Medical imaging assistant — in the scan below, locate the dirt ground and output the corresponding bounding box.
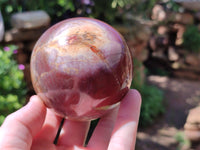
[135,75,200,150]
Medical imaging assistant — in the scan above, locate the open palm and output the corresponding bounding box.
[0,89,141,150]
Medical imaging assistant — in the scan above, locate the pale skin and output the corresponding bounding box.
[0,89,141,150]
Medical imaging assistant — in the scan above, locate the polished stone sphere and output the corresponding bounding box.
[30,17,133,121]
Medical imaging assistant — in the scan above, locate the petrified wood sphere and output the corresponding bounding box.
[30,17,133,121]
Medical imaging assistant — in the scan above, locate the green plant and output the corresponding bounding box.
[22,0,76,22]
[0,0,158,30]
[132,58,146,89]
[175,131,191,150]
[0,45,27,125]
[131,59,165,127]
[166,0,182,12]
[183,25,200,53]
[138,84,164,126]
[149,68,170,76]
[92,0,158,24]
[0,0,77,29]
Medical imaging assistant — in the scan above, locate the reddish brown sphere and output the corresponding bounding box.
[30,17,133,121]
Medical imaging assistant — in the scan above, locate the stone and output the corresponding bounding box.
[173,70,200,80]
[185,107,200,124]
[171,62,181,69]
[11,10,50,29]
[152,48,167,60]
[184,122,200,131]
[115,23,151,60]
[151,4,166,22]
[175,1,200,11]
[116,23,151,42]
[185,54,200,66]
[157,25,169,35]
[168,12,194,25]
[135,26,151,42]
[149,35,157,51]
[168,46,179,61]
[4,27,47,42]
[173,24,185,46]
[184,130,200,142]
[0,10,4,42]
[184,106,200,141]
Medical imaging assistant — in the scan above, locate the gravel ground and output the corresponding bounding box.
[135,76,200,150]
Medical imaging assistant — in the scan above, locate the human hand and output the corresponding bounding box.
[0,89,141,150]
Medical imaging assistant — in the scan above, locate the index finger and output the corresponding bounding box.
[108,89,141,150]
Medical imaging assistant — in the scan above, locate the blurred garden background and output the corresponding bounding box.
[0,0,200,149]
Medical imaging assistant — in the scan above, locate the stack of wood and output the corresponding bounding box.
[145,3,200,80]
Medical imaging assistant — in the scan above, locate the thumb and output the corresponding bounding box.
[0,95,46,150]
